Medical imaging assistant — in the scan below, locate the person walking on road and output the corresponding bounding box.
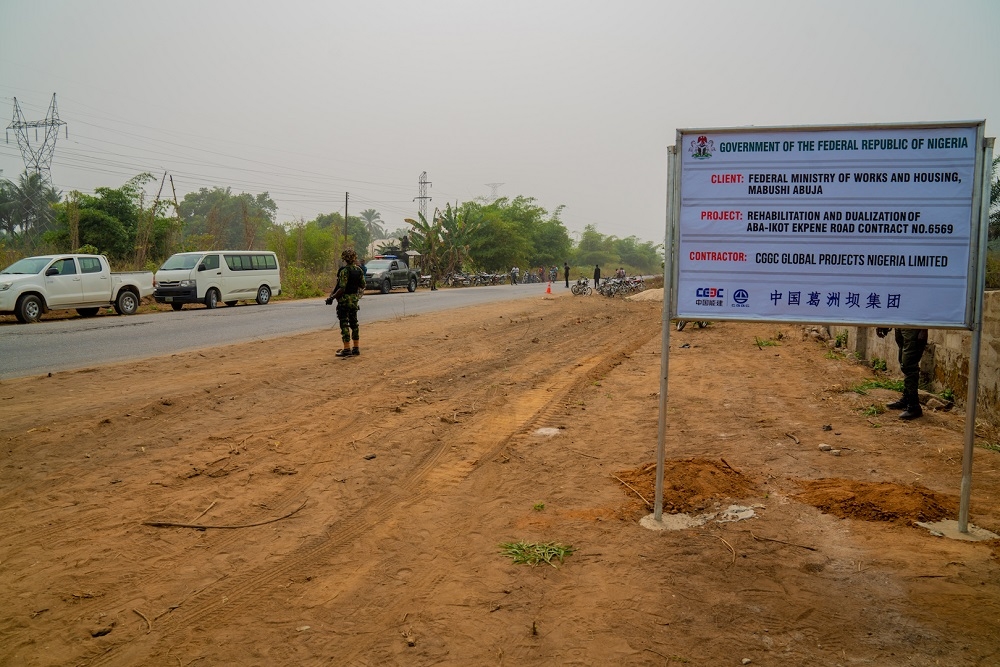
[876,327,928,420]
[564,262,570,289]
[326,248,366,358]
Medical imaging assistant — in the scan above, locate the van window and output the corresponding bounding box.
[202,254,219,270]
[79,257,103,274]
[223,253,276,271]
[160,254,201,270]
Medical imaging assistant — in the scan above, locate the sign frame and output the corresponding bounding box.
[667,120,989,331]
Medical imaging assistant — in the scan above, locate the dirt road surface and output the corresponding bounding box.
[2,293,998,666]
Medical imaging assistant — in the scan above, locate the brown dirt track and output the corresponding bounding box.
[1,292,999,666]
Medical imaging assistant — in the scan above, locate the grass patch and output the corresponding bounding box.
[976,441,1000,453]
[754,336,779,348]
[861,404,886,417]
[499,540,574,567]
[532,502,545,511]
[871,357,887,372]
[834,331,848,348]
[851,378,904,395]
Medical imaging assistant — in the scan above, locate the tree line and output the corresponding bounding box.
[0,170,666,283]
[4,163,996,287]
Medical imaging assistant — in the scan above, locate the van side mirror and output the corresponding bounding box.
[45,267,59,276]
[197,264,206,272]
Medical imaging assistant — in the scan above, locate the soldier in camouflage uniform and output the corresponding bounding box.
[326,248,366,357]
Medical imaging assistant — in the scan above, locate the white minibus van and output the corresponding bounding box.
[154,251,282,310]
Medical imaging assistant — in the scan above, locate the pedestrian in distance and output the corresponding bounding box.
[593,264,601,291]
[564,262,570,288]
[511,266,519,285]
[876,327,928,420]
[326,248,366,358]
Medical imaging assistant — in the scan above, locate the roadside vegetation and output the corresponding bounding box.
[0,171,664,295]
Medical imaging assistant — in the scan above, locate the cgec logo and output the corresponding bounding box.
[695,287,724,298]
[733,289,749,304]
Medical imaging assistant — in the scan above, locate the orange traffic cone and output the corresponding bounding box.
[546,282,552,294]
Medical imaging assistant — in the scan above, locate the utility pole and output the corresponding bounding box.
[344,192,349,245]
[414,171,432,221]
[6,94,68,181]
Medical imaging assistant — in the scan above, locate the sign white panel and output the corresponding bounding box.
[675,124,982,327]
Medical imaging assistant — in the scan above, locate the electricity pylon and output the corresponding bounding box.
[6,94,68,181]
[415,171,432,220]
[485,182,504,203]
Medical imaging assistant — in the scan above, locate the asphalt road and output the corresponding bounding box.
[0,282,563,380]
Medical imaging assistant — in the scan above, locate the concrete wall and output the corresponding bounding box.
[831,290,1000,426]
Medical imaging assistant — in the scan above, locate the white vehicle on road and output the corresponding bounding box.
[0,254,154,323]
[153,251,281,310]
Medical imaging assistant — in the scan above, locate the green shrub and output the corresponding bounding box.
[987,250,1000,289]
[282,265,325,299]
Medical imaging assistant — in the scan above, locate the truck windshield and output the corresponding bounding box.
[365,260,393,271]
[159,254,203,271]
[1,257,54,274]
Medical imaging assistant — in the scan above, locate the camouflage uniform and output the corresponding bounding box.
[335,264,365,344]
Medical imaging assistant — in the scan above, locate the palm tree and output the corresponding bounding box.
[359,208,385,240]
[0,171,61,248]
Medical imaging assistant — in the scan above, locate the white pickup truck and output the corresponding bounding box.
[0,254,154,323]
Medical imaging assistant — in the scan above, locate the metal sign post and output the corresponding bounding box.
[651,121,993,533]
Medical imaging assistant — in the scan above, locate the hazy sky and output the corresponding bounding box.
[2,0,998,245]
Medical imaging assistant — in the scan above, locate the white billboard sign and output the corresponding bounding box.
[673,122,985,328]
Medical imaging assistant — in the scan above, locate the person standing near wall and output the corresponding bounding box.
[876,327,929,420]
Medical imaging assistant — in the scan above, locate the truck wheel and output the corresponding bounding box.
[380,279,391,294]
[204,288,219,309]
[114,289,139,315]
[171,303,184,311]
[15,294,43,323]
[407,276,417,292]
[255,285,271,305]
[77,307,100,318]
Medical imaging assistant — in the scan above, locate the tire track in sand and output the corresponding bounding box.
[86,323,658,666]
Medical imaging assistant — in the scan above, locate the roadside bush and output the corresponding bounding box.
[282,265,325,299]
[987,250,999,289]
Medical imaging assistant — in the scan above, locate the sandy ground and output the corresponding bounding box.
[1,291,999,666]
